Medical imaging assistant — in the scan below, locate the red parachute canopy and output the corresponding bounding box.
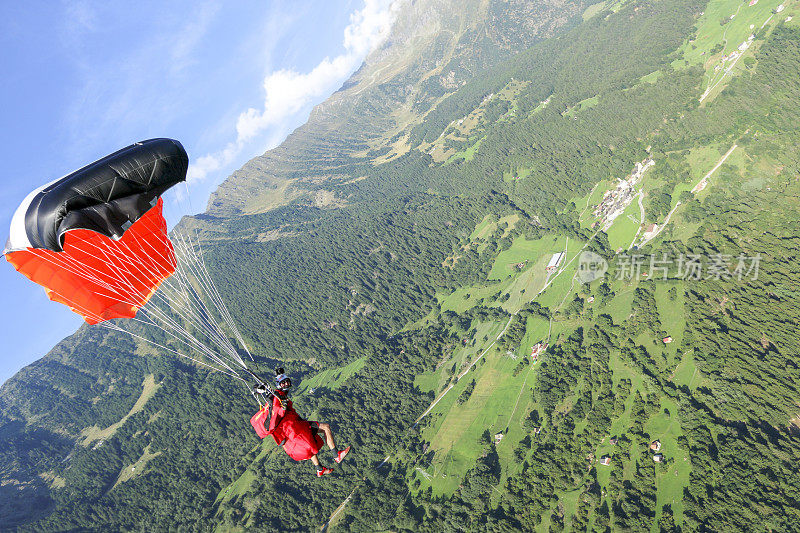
[6,199,174,324]
[4,139,188,324]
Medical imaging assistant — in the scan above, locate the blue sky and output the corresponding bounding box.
[0,0,400,384]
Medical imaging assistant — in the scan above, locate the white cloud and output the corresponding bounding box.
[187,142,238,183]
[188,0,402,184]
[234,54,352,142]
[344,0,400,56]
[235,0,400,143]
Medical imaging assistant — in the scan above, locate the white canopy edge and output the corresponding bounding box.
[5,176,62,253]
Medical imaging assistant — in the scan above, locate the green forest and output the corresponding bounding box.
[3,0,800,531]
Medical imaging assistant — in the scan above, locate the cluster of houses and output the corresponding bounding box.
[599,439,665,466]
[592,158,654,231]
[717,34,754,69]
[650,439,664,463]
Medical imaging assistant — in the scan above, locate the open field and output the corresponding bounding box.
[295,357,367,395]
[655,281,686,367]
[445,137,485,165]
[503,166,533,183]
[606,200,642,251]
[439,233,569,314]
[470,213,519,248]
[672,349,705,391]
[243,178,303,215]
[582,0,608,20]
[214,442,281,512]
[112,444,162,489]
[645,397,692,527]
[80,374,160,446]
[602,282,637,324]
[563,94,599,117]
[414,320,508,395]
[686,144,725,180]
[672,0,787,101]
[489,235,565,280]
[499,258,552,313]
[638,69,663,85]
[417,342,538,496]
[675,0,783,68]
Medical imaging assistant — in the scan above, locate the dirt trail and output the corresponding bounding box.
[640,143,737,247]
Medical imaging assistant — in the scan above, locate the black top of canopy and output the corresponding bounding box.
[23,138,188,251]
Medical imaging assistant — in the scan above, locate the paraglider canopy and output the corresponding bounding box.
[6,138,187,253]
[4,139,188,324]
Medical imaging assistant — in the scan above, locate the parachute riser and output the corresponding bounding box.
[245,368,275,407]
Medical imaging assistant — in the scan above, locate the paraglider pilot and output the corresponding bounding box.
[250,368,350,477]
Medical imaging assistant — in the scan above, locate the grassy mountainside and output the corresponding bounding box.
[4,0,800,531]
[0,0,586,530]
[204,0,587,217]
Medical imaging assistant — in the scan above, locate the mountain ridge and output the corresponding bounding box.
[206,0,587,216]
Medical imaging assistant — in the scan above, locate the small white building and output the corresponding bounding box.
[546,252,565,272]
